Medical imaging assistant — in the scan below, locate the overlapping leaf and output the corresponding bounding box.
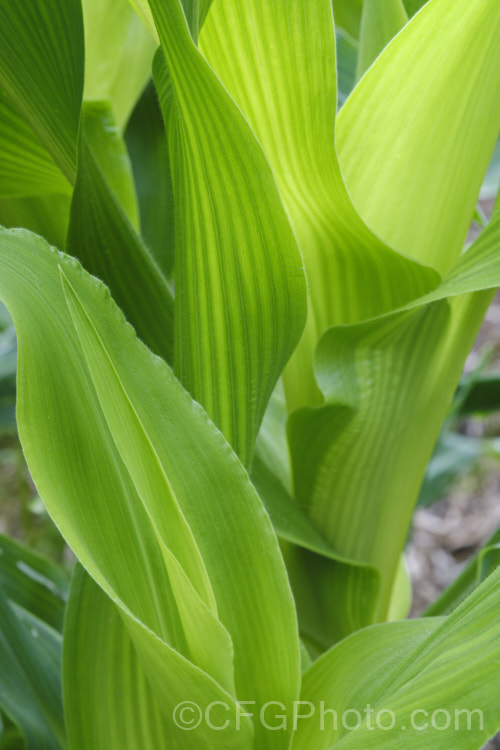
[0,227,300,749]
[356,0,408,79]
[200,0,439,412]
[149,0,308,464]
[201,0,500,641]
[64,566,173,750]
[290,207,500,618]
[292,567,500,749]
[0,584,64,749]
[337,0,500,273]
[82,0,156,130]
[0,535,67,632]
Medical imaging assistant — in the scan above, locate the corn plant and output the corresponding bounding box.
[1,0,500,747]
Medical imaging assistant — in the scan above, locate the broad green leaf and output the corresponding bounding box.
[0,90,70,199]
[200,0,439,412]
[0,228,300,750]
[128,0,158,41]
[0,194,70,250]
[0,586,64,750]
[66,102,174,364]
[289,209,500,619]
[125,83,175,278]
[1,228,235,698]
[0,0,84,183]
[292,618,439,750]
[293,569,500,749]
[356,0,408,80]
[61,268,236,695]
[82,0,156,130]
[65,567,253,750]
[0,534,67,632]
[337,0,500,273]
[63,566,176,750]
[150,0,308,464]
[252,397,380,647]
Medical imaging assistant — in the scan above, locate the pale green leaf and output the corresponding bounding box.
[78,102,139,228]
[289,209,500,620]
[64,566,180,750]
[0,227,300,749]
[151,0,308,463]
[356,0,408,80]
[82,0,156,130]
[200,0,438,411]
[337,0,500,273]
[293,568,500,749]
[252,400,380,647]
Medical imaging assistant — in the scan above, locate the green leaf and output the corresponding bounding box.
[0,586,64,750]
[200,0,439,412]
[151,0,308,464]
[252,407,380,647]
[65,107,130,208]
[0,90,70,199]
[78,102,139,228]
[356,0,408,80]
[0,227,301,750]
[0,534,67,632]
[289,208,500,621]
[0,194,71,250]
[292,569,500,749]
[82,0,156,131]
[0,0,84,183]
[337,0,500,273]
[66,101,174,364]
[63,566,181,750]
[125,82,175,278]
